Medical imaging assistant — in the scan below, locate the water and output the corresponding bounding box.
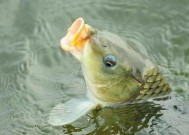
[0,0,189,134]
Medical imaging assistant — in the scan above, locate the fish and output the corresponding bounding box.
[48,18,171,126]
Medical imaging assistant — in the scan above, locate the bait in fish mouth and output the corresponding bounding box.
[48,18,171,126]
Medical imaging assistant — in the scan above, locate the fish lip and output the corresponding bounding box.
[60,18,96,60]
[60,18,85,51]
[69,18,85,36]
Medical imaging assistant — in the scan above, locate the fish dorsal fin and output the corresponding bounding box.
[48,98,96,126]
[136,66,171,100]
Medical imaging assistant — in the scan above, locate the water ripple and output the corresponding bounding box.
[0,0,189,134]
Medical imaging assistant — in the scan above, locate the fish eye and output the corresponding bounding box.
[103,54,116,67]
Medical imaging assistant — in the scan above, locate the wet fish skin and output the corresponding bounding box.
[48,18,172,126]
[81,31,172,104]
[60,18,172,104]
[135,66,171,100]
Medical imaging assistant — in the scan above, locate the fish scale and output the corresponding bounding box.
[136,66,171,100]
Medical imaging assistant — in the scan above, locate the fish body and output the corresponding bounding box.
[48,18,171,126]
[82,31,171,104]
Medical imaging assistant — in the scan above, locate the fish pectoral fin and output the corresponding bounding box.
[48,98,96,126]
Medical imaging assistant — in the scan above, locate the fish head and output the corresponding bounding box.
[61,18,142,103]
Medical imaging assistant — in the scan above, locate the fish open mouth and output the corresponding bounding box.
[60,18,94,51]
[60,18,95,60]
[69,18,85,38]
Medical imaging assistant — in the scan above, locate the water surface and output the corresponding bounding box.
[0,0,189,134]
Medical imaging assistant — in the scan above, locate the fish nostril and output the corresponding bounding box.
[102,42,109,48]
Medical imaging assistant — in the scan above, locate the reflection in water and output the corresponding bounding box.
[63,101,164,134]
